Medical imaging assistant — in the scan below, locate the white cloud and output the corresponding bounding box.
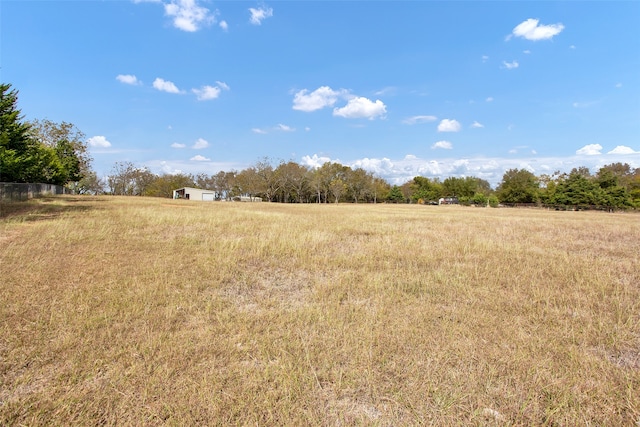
[219,20,228,31]
[482,55,489,62]
[116,74,140,85]
[171,142,186,148]
[608,145,638,154]
[252,124,295,134]
[333,97,387,120]
[292,86,347,112]
[402,115,437,125]
[88,136,112,148]
[471,121,484,128]
[523,49,531,54]
[486,97,494,102]
[276,124,295,132]
[190,154,211,161]
[301,154,335,169]
[374,87,396,96]
[192,85,221,101]
[351,157,395,176]
[437,119,461,132]
[510,18,564,41]
[192,138,209,149]
[249,6,273,25]
[502,60,519,70]
[216,81,230,91]
[432,140,453,150]
[164,0,214,32]
[160,161,182,175]
[576,144,603,155]
[153,78,182,94]
[615,83,622,88]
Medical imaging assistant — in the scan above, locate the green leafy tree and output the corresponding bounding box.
[441,176,489,199]
[410,176,442,203]
[496,168,539,203]
[552,169,604,207]
[28,119,92,186]
[371,177,390,203]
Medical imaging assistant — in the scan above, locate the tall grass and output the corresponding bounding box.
[1,196,639,425]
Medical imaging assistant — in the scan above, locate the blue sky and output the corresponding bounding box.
[2,0,639,186]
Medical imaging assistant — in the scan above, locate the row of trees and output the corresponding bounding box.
[495,165,640,209]
[103,158,640,209]
[105,159,392,203]
[0,84,92,187]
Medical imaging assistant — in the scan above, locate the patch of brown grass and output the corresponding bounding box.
[1,196,639,425]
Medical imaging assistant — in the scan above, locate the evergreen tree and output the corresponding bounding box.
[0,83,36,182]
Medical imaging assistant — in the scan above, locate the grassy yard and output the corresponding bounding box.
[1,196,639,425]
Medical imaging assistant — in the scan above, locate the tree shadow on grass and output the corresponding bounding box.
[0,195,102,222]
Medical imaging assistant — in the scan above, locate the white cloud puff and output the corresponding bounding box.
[510,18,564,41]
[164,0,214,32]
[171,142,186,148]
[502,60,519,70]
[576,144,603,155]
[351,157,395,176]
[301,154,335,169]
[219,20,228,31]
[432,140,453,150]
[116,74,140,85]
[608,145,638,154]
[402,115,437,125]
[437,119,461,132]
[333,97,387,120]
[192,85,221,101]
[88,136,112,148]
[192,138,209,149]
[471,121,484,128]
[190,154,211,161]
[153,78,182,94]
[292,86,347,112]
[249,6,273,25]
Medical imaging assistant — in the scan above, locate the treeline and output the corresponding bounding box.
[3,82,638,210]
[495,166,640,209]
[0,84,92,189]
[105,160,391,203]
[104,159,640,209]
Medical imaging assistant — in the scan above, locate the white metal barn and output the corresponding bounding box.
[172,187,217,201]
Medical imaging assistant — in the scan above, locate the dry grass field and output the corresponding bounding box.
[1,195,639,425]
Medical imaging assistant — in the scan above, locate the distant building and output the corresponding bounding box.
[438,197,459,205]
[172,187,262,202]
[172,187,217,201]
